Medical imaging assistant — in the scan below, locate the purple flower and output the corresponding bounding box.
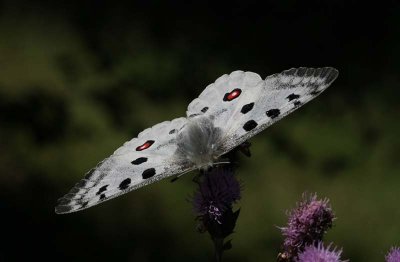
[280,193,335,257]
[192,166,242,260]
[193,166,241,223]
[297,242,347,262]
[386,247,400,262]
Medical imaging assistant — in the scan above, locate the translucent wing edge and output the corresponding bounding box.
[55,161,191,214]
[218,67,339,153]
[55,117,189,214]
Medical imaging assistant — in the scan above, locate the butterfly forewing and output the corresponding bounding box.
[186,71,263,129]
[55,117,190,214]
[218,67,338,152]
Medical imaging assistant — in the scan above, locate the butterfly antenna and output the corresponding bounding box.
[214,161,231,165]
[170,168,195,183]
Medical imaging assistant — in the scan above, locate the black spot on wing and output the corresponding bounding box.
[287,94,300,101]
[142,168,156,179]
[294,101,302,107]
[266,109,280,119]
[81,201,89,208]
[241,103,254,114]
[99,193,106,200]
[169,129,176,134]
[96,185,108,195]
[131,157,148,165]
[201,107,209,113]
[243,120,258,131]
[119,178,131,190]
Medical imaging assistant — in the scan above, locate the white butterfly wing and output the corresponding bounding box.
[186,71,263,130]
[55,117,191,214]
[187,67,338,153]
[221,67,338,151]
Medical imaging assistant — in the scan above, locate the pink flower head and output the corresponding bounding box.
[298,242,347,262]
[386,247,400,262]
[281,193,335,256]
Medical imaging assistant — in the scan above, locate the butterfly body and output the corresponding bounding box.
[175,116,223,169]
[56,67,338,214]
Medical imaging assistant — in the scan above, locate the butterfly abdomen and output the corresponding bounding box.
[175,116,223,169]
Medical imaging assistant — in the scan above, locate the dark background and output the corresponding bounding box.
[1,0,399,261]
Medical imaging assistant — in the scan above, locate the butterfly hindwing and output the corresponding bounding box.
[55,117,190,214]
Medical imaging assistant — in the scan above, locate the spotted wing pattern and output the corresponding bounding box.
[56,67,338,214]
[55,117,190,214]
[216,67,338,152]
[186,71,263,131]
[187,67,338,154]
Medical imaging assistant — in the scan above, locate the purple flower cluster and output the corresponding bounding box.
[281,193,335,257]
[192,166,242,262]
[193,166,241,223]
[386,247,400,262]
[297,242,347,262]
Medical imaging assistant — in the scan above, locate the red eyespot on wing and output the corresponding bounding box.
[223,88,242,101]
[136,140,155,151]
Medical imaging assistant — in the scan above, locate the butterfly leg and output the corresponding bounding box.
[170,176,180,183]
[238,141,252,157]
[192,172,203,185]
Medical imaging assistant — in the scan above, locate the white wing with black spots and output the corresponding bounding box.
[218,67,338,152]
[56,67,338,214]
[55,117,190,214]
[186,71,263,129]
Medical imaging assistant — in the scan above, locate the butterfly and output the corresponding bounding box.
[55,67,338,214]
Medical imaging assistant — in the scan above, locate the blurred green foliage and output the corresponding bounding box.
[0,1,399,261]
